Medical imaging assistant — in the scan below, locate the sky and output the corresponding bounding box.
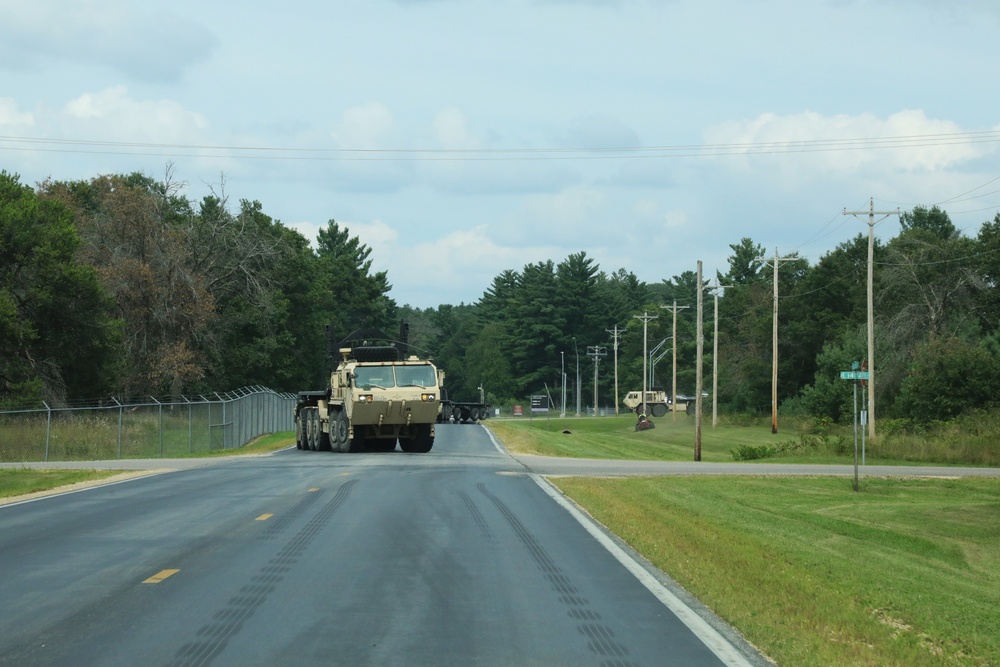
[2,0,1000,309]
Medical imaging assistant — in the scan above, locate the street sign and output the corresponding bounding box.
[840,371,870,380]
[530,395,549,412]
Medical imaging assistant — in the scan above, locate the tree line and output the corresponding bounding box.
[3,168,999,425]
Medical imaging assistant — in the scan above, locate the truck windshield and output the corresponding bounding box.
[353,364,436,389]
[354,367,393,388]
[392,364,437,388]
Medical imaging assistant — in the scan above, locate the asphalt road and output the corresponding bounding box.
[0,424,765,667]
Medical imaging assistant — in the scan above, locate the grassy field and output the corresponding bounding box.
[0,432,295,500]
[554,475,1000,667]
[488,416,1000,666]
[0,469,124,500]
[487,413,865,463]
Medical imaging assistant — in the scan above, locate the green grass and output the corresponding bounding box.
[200,431,295,457]
[0,407,296,462]
[0,432,296,502]
[553,475,1000,667]
[487,413,862,463]
[0,469,122,500]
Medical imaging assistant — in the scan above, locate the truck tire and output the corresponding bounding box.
[295,413,305,449]
[331,409,350,452]
[347,432,366,453]
[368,438,397,452]
[400,424,433,453]
[651,403,668,418]
[305,408,318,451]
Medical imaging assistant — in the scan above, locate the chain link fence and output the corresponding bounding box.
[0,386,296,462]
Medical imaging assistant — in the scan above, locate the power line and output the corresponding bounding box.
[3,127,1000,161]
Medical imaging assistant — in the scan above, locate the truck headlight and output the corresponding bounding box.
[421,393,436,401]
[359,394,373,403]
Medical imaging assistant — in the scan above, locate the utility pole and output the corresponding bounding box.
[607,325,625,415]
[573,337,581,417]
[765,248,797,434]
[560,351,566,418]
[695,261,704,461]
[843,198,899,440]
[708,278,732,427]
[633,311,658,416]
[661,301,689,422]
[587,346,607,416]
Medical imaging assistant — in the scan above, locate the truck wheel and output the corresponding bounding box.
[347,432,366,453]
[295,413,304,449]
[331,410,350,452]
[400,424,433,453]
[368,438,396,452]
[651,403,668,418]
[304,408,316,450]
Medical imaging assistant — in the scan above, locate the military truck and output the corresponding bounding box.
[295,325,442,453]
[438,389,492,424]
[623,389,699,417]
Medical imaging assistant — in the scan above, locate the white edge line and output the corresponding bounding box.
[529,473,756,667]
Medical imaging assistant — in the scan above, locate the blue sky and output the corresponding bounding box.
[2,0,999,308]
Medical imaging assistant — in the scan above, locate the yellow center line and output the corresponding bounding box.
[308,487,320,492]
[255,513,273,521]
[143,569,180,584]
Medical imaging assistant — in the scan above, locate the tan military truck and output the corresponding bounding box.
[295,326,442,453]
[623,389,698,417]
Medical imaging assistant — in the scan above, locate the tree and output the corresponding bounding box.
[877,207,983,412]
[0,171,118,405]
[897,336,1000,422]
[41,172,214,396]
[314,220,396,345]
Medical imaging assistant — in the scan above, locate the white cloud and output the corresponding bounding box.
[704,109,990,176]
[331,102,399,150]
[432,107,479,150]
[0,0,216,81]
[0,98,33,126]
[520,185,608,237]
[60,86,209,141]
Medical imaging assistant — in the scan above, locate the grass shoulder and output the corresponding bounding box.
[552,474,1000,667]
[486,413,845,463]
[0,469,124,502]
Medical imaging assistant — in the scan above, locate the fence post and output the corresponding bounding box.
[216,393,226,449]
[43,401,52,462]
[152,396,163,457]
[183,395,193,454]
[113,397,123,458]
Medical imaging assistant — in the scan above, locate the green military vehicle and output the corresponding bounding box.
[295,325,442,453]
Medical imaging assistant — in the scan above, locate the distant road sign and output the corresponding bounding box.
[840,371,870,380]
[530,395,549,412]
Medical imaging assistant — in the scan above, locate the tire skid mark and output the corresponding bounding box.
[166,480,357,667]
[458,489,495,541]
[477,483,640,667]
[259,488,324,539]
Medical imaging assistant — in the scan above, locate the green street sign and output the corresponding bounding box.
[840,371,870,380]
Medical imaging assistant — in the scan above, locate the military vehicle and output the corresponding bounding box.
[623,389,700,417]
[438,388,492,424]
[295,325,442,453]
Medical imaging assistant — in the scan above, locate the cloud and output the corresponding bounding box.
[0,98,33,126]
[61,86,209,140]
[0,0,216,82]
[331,102,400,150]
[703,109,991,176]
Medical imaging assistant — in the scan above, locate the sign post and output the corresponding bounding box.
[840,364,870,492]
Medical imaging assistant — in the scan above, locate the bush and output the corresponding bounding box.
[731,444,775,461]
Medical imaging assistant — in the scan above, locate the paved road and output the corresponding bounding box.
[0,424,764,667]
